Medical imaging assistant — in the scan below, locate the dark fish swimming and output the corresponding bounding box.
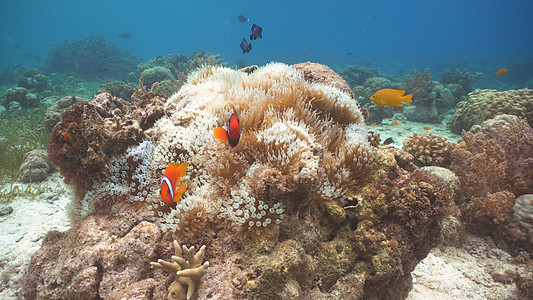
[240,38,252,54]
[118,32,132,39]
[237,15,249,22]
[383,137,394,145]
[250,24,262,40]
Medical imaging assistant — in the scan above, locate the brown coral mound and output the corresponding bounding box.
[402,132,454,167]
[48,89,166,189]
[449,88,533,134]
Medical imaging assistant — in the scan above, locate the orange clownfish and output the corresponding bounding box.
[495,68,508,75]
[370,89,413,107]
[160,162,189,204]
[214,113,241,147]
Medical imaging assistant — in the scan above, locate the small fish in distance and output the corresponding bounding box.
[237,15,250,22]
[250,24,262,40]
[240,38,252,53]
[118,32,132,39]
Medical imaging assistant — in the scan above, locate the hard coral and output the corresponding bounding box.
[150,241,209,300]
[449,88,533,134]
[402,132,454,167]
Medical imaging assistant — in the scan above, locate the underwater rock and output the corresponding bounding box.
[513,194,533,240]
[141,66,176,88]
[293,61,355,99]
[44,95,87,132]
[19,149,53,183]
[0,204,13,216]
[7,101,22,112]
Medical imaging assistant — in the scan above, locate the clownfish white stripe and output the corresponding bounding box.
[161,176,174,200]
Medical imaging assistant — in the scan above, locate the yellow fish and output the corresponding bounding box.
[370,122,376,126]
[370,89,413,107]
[391,120,399,126]
[423,126,431,130]
[194,52,202,58]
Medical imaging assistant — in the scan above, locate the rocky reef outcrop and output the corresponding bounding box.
[21,63,455,299]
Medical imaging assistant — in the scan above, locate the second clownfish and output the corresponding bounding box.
[213,113,241,147]
[160,162,189,204]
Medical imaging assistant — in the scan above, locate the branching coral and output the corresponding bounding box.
[451,117,533,230]
[150,241,209,300]
[402,132,454,167]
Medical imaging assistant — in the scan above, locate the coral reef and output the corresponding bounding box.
[402,132,454,167]
[19,149,53,182]
[339,64,387,87]
[402,69,440,123]
[141,66,176,88]
[24,63,454,299]
[99,81,136,101]
[440,68,477,103]
[43,34,137,79]
[17,69,50,94]
[150,241,209,300]
[448,88,533,134]
[44,95,87,132]
[4,87,39,109]
[451,117,533,251]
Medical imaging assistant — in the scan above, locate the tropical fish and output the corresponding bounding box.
[383,137,394,145]
[250,24,262,40]
[214,113,241,147]
[423,126,431,130]
[237,15,250,22]
[194,52,202,58]
[62,130,77,148]
[287,56,293,61]
[391,120,399,126]
[370,89,413,107]
[370,123,377,126]
[131,59,137,62]
[240,38,252,53]
[495,68,508,75]
[425,59,430,63]
[160,162,189,204]
[118,32,132,39]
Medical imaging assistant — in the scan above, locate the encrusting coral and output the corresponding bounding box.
[449,88,533,134]
[150,241,209,300]
[402,132,454,167]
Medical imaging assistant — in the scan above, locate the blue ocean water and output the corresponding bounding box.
[1,0,532,77]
